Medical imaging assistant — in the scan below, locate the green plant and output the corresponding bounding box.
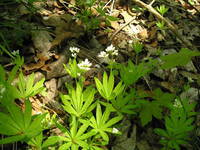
[60,82,96,118]
[50,117,96,150]
[111,89,138,114]
[119,60,155,86]
[17,72,46,99]
[0,99,46,145]
[27,113,57,150]
[156,5,168,30]
[156,21,166,30]
[156,5,169,16]
[135,88,175,126]
[0,55,48,148]
[75,1,118,31]
[132,41,143,55]
[89,104,122,142]
[154,98,196,150]
[160,48,200,69]
[63,59,81,79]
[42,103,122,149]
[95,71,125,101]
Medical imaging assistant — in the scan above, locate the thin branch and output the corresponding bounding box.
[182,0,200,14]
[102,0,113,10]
[110,17,136,41]
[149,0,156,6]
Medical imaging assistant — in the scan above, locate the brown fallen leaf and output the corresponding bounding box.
[138,28,148,40]
[51,32,80,48]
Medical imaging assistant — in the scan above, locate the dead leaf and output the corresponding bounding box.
[110,21,120,30]
[160,81,176,93]
[43,14,84,48]
[51,32,81,48]
[138,28,148,40]
[45,78,58,101]
[121,10,134,23]
[31,30,52,53]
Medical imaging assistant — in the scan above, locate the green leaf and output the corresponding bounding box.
[0,124,19,135]
[108,72,114,97]
[154,128,169,137]
[99,131,109,142]
[7,64,20,84]
[26,113,46,138]
[95,71,125,101]
[25,73,35,96]
[24,99,32,130]
[0,65,6,81]
[96,104,102,126]
[42,136,67,148]
[0,135,25,145]
[27,133,43,148]
[90,104,122,142]
[0,112,20,133]
[139,102,152,126]
[103,72,108,97]
[155,99,196,149]
[17,72,46,98]
[79,130,96,140]
[7,102,24,129]
[104,115,123,128]
[59,143,72,150]
[160,48,200,69]
[106,15,118,21]
[120,60,153,85]
[94,77,104,97]
[137,100,163,126]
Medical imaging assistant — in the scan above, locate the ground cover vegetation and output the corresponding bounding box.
[0,0,200,150]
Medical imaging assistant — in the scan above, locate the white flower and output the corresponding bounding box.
[105,44,118,56]
[11,50,19,56]
[112,50,118,56]
[112,128,119,134]
[78,59,92,71]
[98,51,109,58]
[69,47,80,53]
[71,53,77,58]
[69,47,80,57]
[173,99,182,108]
[105,44,115,52]
[129,40,133,44]
[0,84,5,94]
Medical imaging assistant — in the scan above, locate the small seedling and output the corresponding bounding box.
[156,5,169,16]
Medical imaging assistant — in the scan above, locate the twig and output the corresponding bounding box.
[102,0,113,10]
[149,0,156,6]
[110,17,136,41]
[110,0,115,13]
[182,0,200,14]
[131,0,197,51]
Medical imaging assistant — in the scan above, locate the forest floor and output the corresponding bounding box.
[1,0,200,149]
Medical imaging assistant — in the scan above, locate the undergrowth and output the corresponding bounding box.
[0,41,199,149]
[0,0,200,150]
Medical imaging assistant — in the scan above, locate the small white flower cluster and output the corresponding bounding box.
[112,128,119,134]
[78,59,92,71]
[11,50,19,56]
[69,47,80,58]
[173,99,182,108]
[0,85,6,99]
[98,44,118,58]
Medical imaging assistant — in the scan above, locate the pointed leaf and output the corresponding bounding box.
[0,135,25,144]
[24,99,32,129]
